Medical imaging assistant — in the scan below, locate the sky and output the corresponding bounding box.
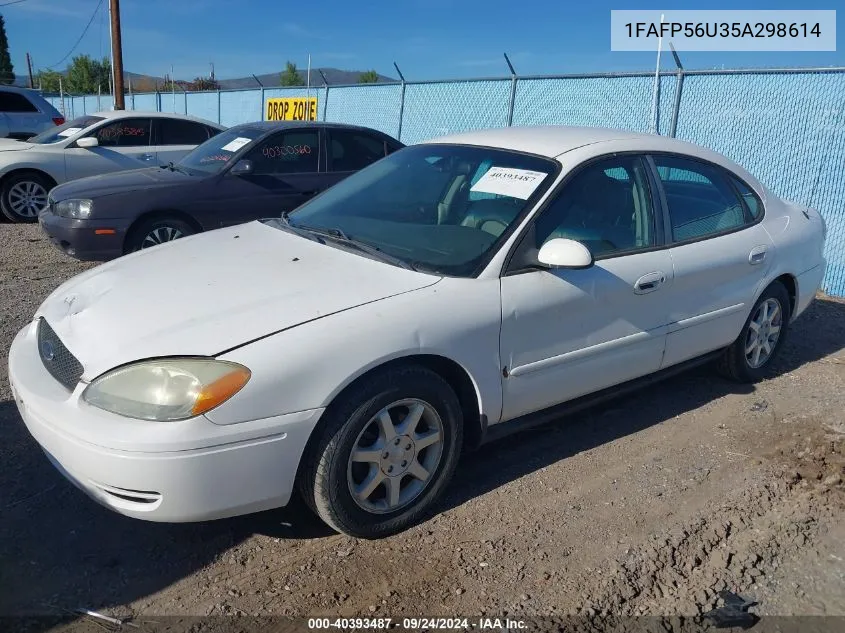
[2,0,843,82]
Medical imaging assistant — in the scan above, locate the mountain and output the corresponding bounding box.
[217,67,396,89]
[13,67,396,92]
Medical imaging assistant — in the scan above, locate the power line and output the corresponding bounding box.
[44,0,104,70]
[0,0,30,7]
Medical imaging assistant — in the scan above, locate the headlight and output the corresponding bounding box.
[54,199,93,219]
[82,358,251,421]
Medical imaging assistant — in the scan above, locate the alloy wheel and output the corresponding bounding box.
[745,297,783,369]
[141,226,184,248]
[8,180,48,218]
[346,398,444,514]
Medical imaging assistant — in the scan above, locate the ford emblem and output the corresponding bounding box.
[40,340,55,361]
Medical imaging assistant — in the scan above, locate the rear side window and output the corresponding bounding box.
[329,129,387,172]
[0,92,38,113]
[731,176,764,220]
[91,118,152,147]
[157,118,212,145]
[653,156,747,242]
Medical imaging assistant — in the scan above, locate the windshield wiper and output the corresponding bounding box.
[293,223,416,271]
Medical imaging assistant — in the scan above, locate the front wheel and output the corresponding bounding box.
[1,172,53,222]
[125,217,195,253]
[718,280,790,382]
[300,366,463,538]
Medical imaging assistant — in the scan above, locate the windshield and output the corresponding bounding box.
[177,127,264,175]
[286,144,559,277]
[29,116,104,145]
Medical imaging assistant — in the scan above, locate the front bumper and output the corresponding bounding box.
[8,321,324,522]
[38,210,132,262]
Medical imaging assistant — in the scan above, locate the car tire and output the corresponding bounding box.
[125,217,195,253]
[717,280,791,383]
[1,172,53,223]
[299,365,464,539]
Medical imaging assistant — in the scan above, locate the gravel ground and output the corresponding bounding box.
[1,223,844,630]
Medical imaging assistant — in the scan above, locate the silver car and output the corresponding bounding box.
[0,86,64,140]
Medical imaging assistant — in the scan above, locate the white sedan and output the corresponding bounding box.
[8,126,827,538]
[0,110,224,222]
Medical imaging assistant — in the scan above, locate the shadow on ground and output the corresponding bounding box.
[1,297,843,619]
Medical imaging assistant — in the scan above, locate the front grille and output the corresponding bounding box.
[37,318,83,391]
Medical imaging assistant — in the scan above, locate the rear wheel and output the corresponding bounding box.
[1,172,53,223]
[299,365,463,538]
[125,217,195,253]
[718,281,790,383]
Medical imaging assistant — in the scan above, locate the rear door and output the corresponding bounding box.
[64,117,156,180]
[325,128,392,187]
[651,154,775,368]
[210,127,325,227]
[153,117,216,164]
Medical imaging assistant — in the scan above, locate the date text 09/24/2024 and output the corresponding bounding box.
[307,617,528,630]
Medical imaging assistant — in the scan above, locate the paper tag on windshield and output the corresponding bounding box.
[221,137,252,152]
[58,127,82,137]
[470,167,548,200]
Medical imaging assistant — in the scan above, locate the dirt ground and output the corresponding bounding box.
[1,223,844,631]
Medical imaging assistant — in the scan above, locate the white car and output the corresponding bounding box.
[0,85,65,140]
[8,126,827,538]
[0,110,224,222]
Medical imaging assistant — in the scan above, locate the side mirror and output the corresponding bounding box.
[76,137,99,149]
[537,238,594,269]
[229,159,254,176]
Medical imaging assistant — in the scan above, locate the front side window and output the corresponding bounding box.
[91,118,152,147]
[531,155,657,258]
[329,129,386,172]
[285,143,559,276]
[246,130,319,175]
[653,155,747,242]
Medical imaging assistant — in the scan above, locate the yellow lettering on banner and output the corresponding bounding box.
[265,97,318,121]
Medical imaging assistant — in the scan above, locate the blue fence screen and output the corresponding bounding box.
[46,68,845,296]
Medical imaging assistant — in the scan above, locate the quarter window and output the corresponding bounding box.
[246,130,319,175]
[653,156,747,241]
[91,118,151,147]
[730,175,764,220]
[532,156,657,258]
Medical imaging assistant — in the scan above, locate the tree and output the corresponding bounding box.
[190,76,219,91]
[279,61,303,87]
[65,55,111,93]
[358,70,379,84]
[34,69,62,92]
[0,15,15,85]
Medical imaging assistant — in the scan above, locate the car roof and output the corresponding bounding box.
[421,125,761,190]
[228,120,401,139]
[87,109,225,128]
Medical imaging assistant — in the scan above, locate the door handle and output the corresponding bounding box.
[634,271,666,294]
[139,153,155,161]
[749,245,768,265]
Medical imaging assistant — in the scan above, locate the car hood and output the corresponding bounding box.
[0,139,35,151]
[51,166,199,200]
[35,220,441,379]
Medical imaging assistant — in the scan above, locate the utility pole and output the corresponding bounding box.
[109,0,125,109]
[25,53,34,89]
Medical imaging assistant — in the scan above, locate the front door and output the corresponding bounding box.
[211,127,327,227]
[499,154,673,421]
[64,117,156,181]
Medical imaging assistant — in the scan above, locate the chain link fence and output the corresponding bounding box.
[43,67,845,297]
